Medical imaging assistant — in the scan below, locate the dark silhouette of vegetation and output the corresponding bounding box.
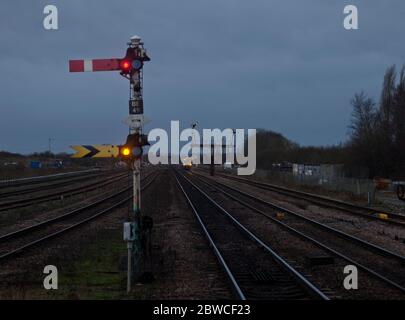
[0,151,24,158]
[348,65,405,178]
[255,130,347,171]
[256,65,405,179]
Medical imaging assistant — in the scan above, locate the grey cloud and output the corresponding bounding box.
[0,0,404,153]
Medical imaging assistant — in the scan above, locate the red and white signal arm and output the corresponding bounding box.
[69,58,122,72]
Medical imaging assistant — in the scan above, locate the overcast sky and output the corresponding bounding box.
[1,1,404,153]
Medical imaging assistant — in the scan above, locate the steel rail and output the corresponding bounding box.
[0,169,103,188]
[0,171,158,262]
[209,171,405,226]
[192,173,405,293]
[0,171,155,243]
[194,172,405,262]
[173,172,246,300]
[0,170,119,199]
[175,169,329,300]
[0,172,129,212]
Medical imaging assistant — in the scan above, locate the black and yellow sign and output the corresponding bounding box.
[70,145,120,158]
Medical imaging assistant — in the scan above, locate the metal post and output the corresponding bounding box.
[127,36,148,283]
[210,144,215,176]
[131,155,141,274]
[133,161,141,213]
[233,129,236,168]
[48,138,54,155]
[127,241,133,293]
[120,35,150,291]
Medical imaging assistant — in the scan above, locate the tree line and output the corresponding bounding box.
[255,65,405,179]
[255,130,348,170]
[348,65,405,178]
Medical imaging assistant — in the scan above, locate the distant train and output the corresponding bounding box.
[182,157,193,171]
[183,163,192,170]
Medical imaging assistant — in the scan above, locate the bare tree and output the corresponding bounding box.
[392,66,405,175]
[348,65,405,178]
[348,92,378,176]
[376,66,396,175]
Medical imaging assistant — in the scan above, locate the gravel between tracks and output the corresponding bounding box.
[130,169,232,299]
[209,173,405,257]
[0,168,232,299]
[188,172,405,299]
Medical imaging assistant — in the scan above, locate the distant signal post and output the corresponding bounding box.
[69,35,151,293]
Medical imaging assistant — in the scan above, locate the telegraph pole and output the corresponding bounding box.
[48,138,54,155]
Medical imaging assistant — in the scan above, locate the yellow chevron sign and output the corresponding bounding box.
[70,145,120,158]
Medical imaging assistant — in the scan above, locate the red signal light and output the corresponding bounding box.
[120,60,131,74]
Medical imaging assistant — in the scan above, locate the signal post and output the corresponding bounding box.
[69,35,151,293]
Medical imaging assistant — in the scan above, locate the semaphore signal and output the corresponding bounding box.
[68,35,151,293]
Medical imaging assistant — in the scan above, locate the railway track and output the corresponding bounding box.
[0,170,119,199]
[190,171,405,296]
[0,169,102,189]
[0,171,130,212]
[0,170,159,262]
[207,171,405,227]
[174,169,329,300]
